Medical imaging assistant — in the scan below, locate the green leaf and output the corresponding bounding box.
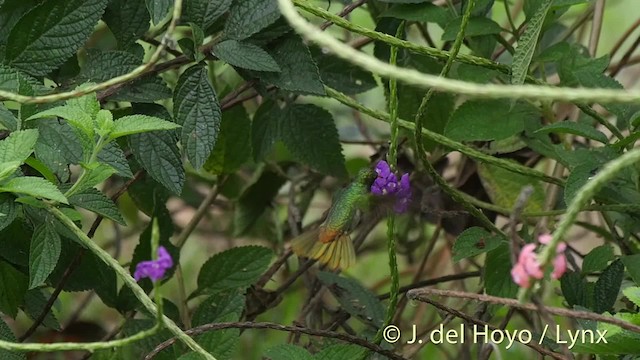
[477,163,546,213]
[251,101,280,161]
[279,104,347,178]
[623,286,640,308]
[535,121,608,143]
[0,161,19,181]
[312,47,377,95]
[145,0,171,24]
[196,246,274,295]
[0,129,38,165]
[0,316,24,359]
[103,0,150,50]
[564,163,596,205]
[0,194,17,232]
[381,3,452,27]
[97,142,133,179]
[34,120,82,181]
[212,40,280,72]
[73,163,117,194]
[264,344,313,360]
[130,131,184,195]
[182,0,232,30]
[571,312,640,355]
[445,99,540,141]
[233,169,287,236]
[622,254,640,286]
[96,109,114,136]
[191,291,244,359]
[24,289,60,331]
[173,65,222,169]
[224,0,280,40]
[560,271,590,308]
[593,259,624,313]
[68,187,126,225]
[26,105,94,140]
[511,0,552,85]
[4,0,108,76]
[0,260,27,318]
[452,227,505,263]
[485,244,518,298]
[109,114,180,139]
[0,103,17,131]
[0,176,68,203]
[582,245,615,274]
[254,34,325,95]
[204,105,252,175]
[28,221,61,289]
[314,345,362,360]
[317,271,385,328]
[442,16,504,41]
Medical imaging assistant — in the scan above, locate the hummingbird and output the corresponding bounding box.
[291,167,378,270]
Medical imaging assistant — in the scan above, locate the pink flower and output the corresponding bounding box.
[511,262,531,288]
[510,234,568,288]
[552,254,567,279]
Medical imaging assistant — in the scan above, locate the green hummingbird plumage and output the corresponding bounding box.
[291,168,377,270]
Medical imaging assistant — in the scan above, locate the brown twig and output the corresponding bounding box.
[610,34,640,76]
[609,18,640,59]
[378,271,481,300]
[144,321,408,360]
[408,288,640,333]
[320,0,367,31]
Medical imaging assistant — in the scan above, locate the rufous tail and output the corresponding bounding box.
[291,229,356,270]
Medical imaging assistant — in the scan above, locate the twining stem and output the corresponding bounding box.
[47,206,216,360]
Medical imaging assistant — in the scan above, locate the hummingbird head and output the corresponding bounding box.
[354,167,377,186]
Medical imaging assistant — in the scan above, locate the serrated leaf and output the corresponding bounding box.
[182,0,232,30]
[26,105,94,140]
[622,254,640,286]
[0,176,68,203]
[24,289,60,331]
[264,345,313,360]
[103,0,150,50]
[381,3,452,26]
[593,259,624,313]
[623,286,640,308]
[191,291,244,359]
[145,0,171,24]
[251,101,280,162]
[0,316,24,359]
[34,119,83,181]
[0,260,27,318]
[213,40,280,72]
[254,34,325,95]
[445,99,540,142]
[582,245,614,274]
[314,345,362,360]
[173,65,222,169]
[97,142,133,179]
[0,129,38,165]
[317,271,385,328]
[485,244,518,298]
[224,0,280,40]
[571,312,640,355]
[452,227,505,262]
[0,194,17,232]
[196,246,274,295]
[0,103,17,131]
[109,114,180,139]
[560,271,590,308]
[312,48,377,95]
[280,104,347,178]
[564,163,596,205]
[130,131,184,195]
[535,121,608,143]
[28,221,61,289]
[477,163,546,213]
[511,0,552,85]
[204,105,252,175]
[4,0,108,76]
[233,169,287,236]
[72,163,117,194]
[68,187,126,225]
[442,16,504,41]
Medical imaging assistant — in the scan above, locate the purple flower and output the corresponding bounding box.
[134,246,173,282]
[370,161,412,213]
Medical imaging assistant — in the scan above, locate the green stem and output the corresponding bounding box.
[47,206,216,360]
[0,325,160,353]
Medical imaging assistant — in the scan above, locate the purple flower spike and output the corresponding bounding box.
[134,246,174,282]
[370,162,412,213]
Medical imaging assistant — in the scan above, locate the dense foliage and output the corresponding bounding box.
[1,0,640,359]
